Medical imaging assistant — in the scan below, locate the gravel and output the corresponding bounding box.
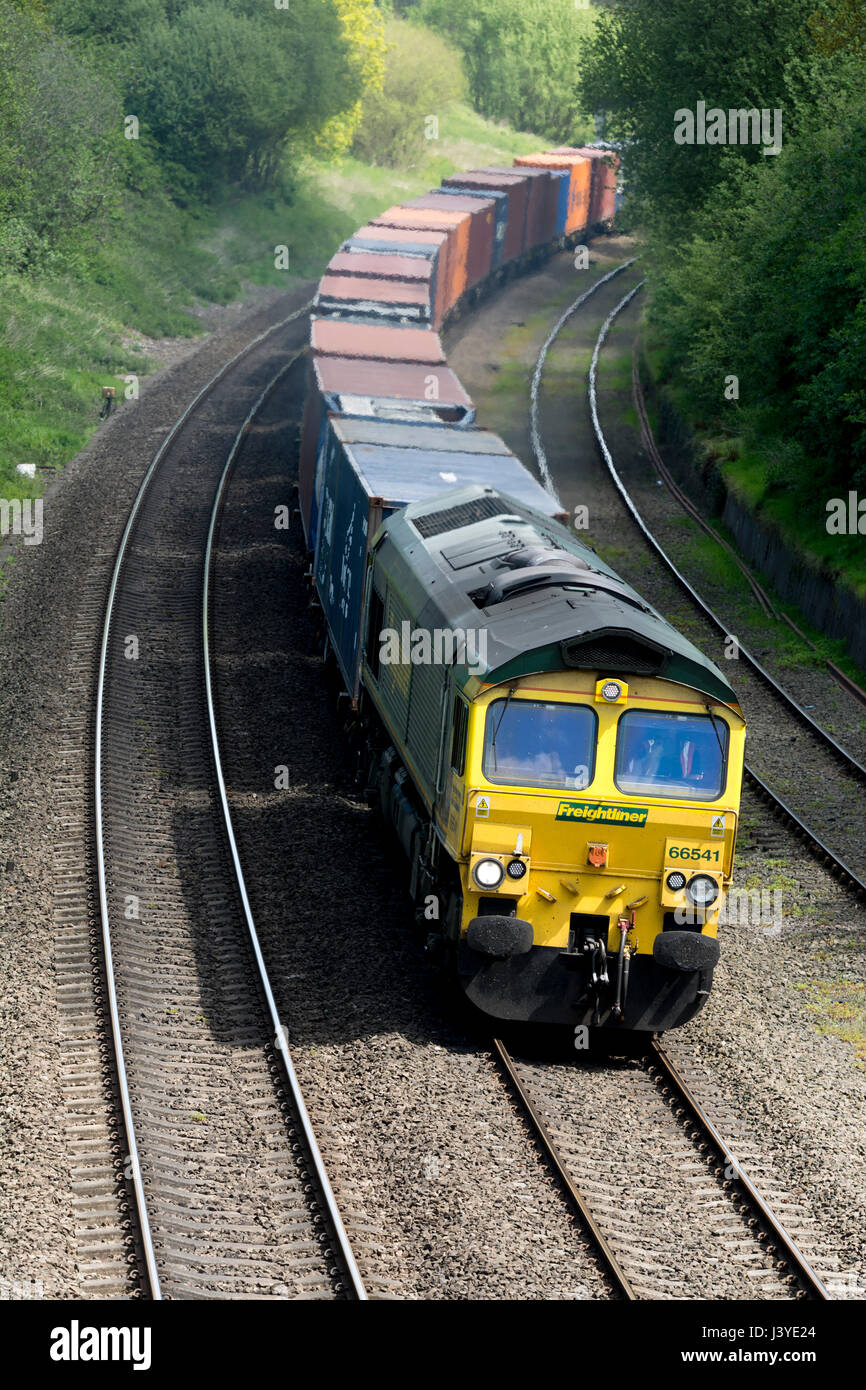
[450,245,866,1297]
[0,283,312,1298]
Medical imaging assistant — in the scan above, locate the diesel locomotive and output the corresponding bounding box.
[357,488,745,1033]
[299,143,745,1032]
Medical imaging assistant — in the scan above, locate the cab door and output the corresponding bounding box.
[438,691,469,852]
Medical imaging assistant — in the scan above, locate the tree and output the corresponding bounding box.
[422,0,596,142]
[127,0,363,195]
[578,0,820,233]
[0,5,123,269]
[351,17,465,166]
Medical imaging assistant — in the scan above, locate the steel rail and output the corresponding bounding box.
[631,346,866,709]
[630,348,778,621]
[650,1041,831,1300]
[203,356,368,1302]
[529,255,640,504]
[586,283,866,898]
[588,283,866,782]
[492,1038,637,1300]
[94,299,313,1299]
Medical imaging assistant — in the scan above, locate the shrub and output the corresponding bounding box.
[352,16,466,166]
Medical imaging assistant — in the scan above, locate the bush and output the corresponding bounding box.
[421,0,595,143]
[351,17,466,166]
[649,70,866,491]
[0,6,123,270]
[127,1,363,198]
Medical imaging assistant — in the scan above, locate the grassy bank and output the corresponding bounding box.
[643,328,866,603]
[0,101,542,503]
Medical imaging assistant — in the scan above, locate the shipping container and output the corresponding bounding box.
[479,165,554,251]
[551,147,619,227]
[299,354,475,550]
[314,420,564,699]
[349,225,451,326]
[432,186,508,269]
[370,207,472,316]
[343,237,439,258]
[326,250,433,283]
[310,317,445,365]
[329,416,516,459]
[314,273,431,321]
[513,153,591,237]
[442,170,529,263]
[402,194,496,291]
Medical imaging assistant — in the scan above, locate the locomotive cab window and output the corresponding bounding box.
[614,710,728,801]
[450,696,468,776]
[482,698,596,790]
[365,587,385,682]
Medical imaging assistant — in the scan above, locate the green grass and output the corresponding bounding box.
[0,100,545,506]
[794,978,866,1069]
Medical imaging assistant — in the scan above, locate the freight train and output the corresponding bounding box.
[297,146,746,1034]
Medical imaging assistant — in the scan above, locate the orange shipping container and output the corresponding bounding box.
[513,153,591,237]
[551,147,619,227]
[371,206,472,314]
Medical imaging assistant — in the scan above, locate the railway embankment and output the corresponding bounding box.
[641,359,866,673]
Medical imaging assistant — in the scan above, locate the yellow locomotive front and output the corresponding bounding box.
[439,669,745,1031]
[360,486,747,1034]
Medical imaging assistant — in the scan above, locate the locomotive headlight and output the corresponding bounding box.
[473,857,505,890]
[665,870,686,892]
[601,681,622,701]
[685,873,719,908]
[506,858,527,880]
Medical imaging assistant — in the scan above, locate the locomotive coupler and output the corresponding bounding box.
[583,936,609,1026]
[611,913,636,1023]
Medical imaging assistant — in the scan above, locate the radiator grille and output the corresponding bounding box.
[560,634,664,674]
[411,494,505,538]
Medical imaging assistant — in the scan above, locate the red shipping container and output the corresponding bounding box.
[514,153,591,237]
[310,317,445,365]
[371,207,471,314]
[326,250,432,283]
[441,170,529,263]
[298,354,475,546]
[350,224,452,327]
[553,147,619,227]
[315,273,431,321]
[402,194,496,291]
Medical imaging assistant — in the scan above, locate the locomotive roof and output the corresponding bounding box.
[371,485,740,707]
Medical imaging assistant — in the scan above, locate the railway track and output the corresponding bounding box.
[494,1037,832,1300]
[86,304,366,1300]
[529,275,866,899]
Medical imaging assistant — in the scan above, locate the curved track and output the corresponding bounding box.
[92,305,366,1299]
[526,276,866,899]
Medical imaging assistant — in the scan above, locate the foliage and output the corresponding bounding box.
[315,0,388,157]
[648,64,866,507]
[578,0,821,235]
[351,17,465,166]
[127,0,361,197]
[810,0,866,56]
[421,0,596,143]
[0,5,123,271]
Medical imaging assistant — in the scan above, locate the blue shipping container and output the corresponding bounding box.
[330,417,515,458]
[550,170,570,237]
[315,422,564,699]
